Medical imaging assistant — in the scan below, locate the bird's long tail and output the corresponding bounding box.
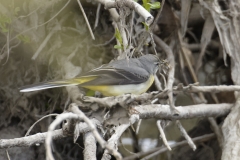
[20,76,98,92]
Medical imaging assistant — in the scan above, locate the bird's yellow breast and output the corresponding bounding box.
[83,75,155,96]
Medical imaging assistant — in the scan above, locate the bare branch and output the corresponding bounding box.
[0,103,231,151]
[0,119,102,149]
[135,103,232,120]
[0,129,65,149]
[174,83,240,93]
[74,119,103,134]
[83,93,155,109]
[99,0,154,25]
[84,132,97,160]
[82,84,240,110]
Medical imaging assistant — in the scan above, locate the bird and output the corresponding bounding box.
[20,54,160,96]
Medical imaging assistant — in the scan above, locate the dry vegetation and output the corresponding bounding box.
[0,0,240,160]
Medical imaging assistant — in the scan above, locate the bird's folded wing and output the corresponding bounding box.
[80,67,149,86]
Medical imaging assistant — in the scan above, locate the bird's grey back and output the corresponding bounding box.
[107,57,149,77]
[108,54,159,74]
[138,54,160,74]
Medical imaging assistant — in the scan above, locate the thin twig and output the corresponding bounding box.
[154,75,162,91]
[3,27,10,65]
[32,29,56,60]
[153,35,176,112]
[150,0,165,31]
[25,114,59,136]
[6,150,10,160]
[94,3,101,29]
[93,35,115,47]
[136,119,142,134]
[207,93,223,148]
[77,0,95,40]
[176,120,196,150]
[123,133,215,160]
[208,117,223,147]
[156,120,171,150]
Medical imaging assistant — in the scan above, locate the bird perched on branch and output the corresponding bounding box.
[20,54,160,96]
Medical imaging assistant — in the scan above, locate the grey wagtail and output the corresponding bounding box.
[20,54,160,96]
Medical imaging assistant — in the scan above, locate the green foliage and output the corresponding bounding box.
[142,22,149,31]
[115,28,123,45]
[14,7,20,15]
[114,45,123,49]
[149,1,161,10]
[114,28,123,49]
[142,0,161,12]
[142,0,160,31]
[8,0,21,16]
[17,34,30,43]
[0,14,11,33]
[86,89,95,96]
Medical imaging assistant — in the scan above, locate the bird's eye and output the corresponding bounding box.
[154,62,160,66]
